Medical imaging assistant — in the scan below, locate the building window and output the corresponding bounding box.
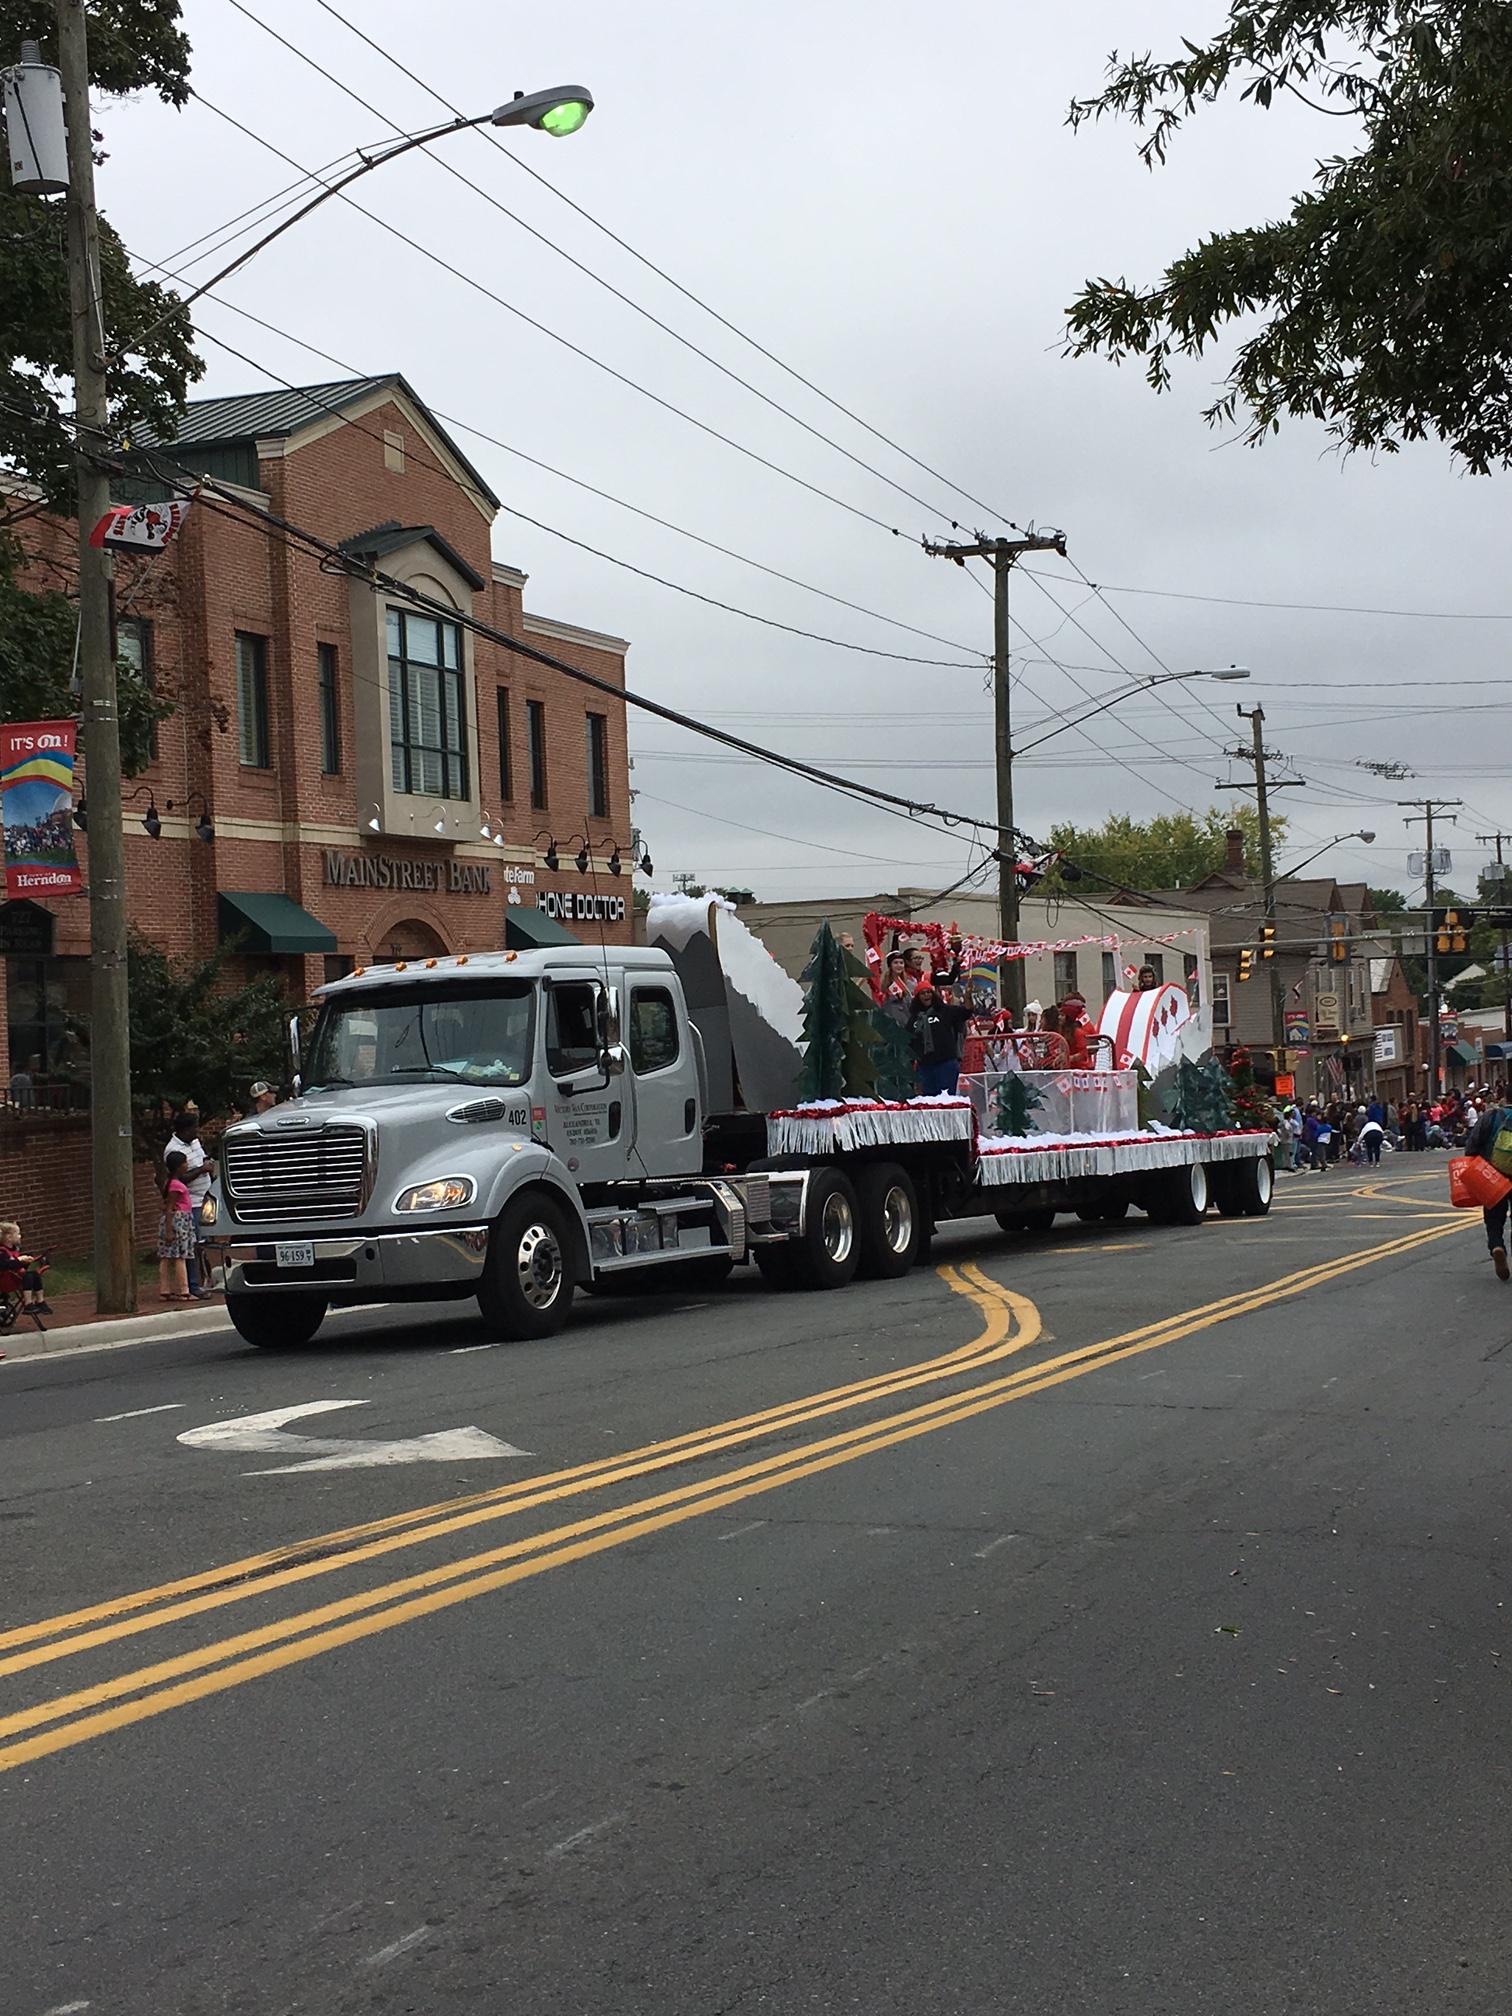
[585,712,610,821]
[387,608,467,799]
[323,954,355,986]
[1184,951,1200,1004]
[527,699,547,811]
[317,641,341,775]
[383,429,405,472]
[1101,950,1117,998]
[1212,973,1232,1025]
[1053,950,1079,1001]
[235,631,270,769]
[117,615,156,759]
[1143,952,1165,983]
[496,688,512,802]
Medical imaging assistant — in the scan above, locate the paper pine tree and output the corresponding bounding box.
[1169,1055,1238,1134]
[869,1009,915,1101]
[798,922,878,1099]
[839,939,879,1099]
[995,1071,1044,1136]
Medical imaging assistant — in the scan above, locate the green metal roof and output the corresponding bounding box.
[136,374,501,509]
[219,892,337,956]
[506,906,582,951]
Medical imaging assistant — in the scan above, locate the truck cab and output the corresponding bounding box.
[205,947,739,1350]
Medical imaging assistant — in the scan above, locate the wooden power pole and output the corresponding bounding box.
[923,530,1066,1018]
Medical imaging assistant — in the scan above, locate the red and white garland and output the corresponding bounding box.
[766,1096,975,1156]
[976,1128,1273,1185]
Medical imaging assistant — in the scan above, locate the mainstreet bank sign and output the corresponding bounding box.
[323,849,492,895]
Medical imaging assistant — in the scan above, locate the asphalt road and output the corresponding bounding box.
[4,1162,1509,2015]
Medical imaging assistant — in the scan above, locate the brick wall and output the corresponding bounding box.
[0,1112,163,1258]
[4,376,636,1079]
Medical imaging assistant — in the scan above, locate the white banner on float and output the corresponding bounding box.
[962,1068,1140,1139]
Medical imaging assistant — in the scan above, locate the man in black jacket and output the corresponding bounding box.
[909,982,974,1096]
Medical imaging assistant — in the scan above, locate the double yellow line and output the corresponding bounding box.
[0,1218,1461,1776]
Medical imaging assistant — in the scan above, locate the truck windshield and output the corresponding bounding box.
[305,981,535,1090]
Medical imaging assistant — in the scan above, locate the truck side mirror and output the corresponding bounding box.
[288,1011,303,1095]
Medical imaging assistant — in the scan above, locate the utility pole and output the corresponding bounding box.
[1219,704,1302,1074]
[1476,830,1512,1041]
[922,529,1066,1018]
[57,0,136,1312]
[1402,799,1461,1100]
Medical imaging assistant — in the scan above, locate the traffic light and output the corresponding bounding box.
[1237,948,1253,983]
[1327,913,1349,964]
[1260,922,1277,961]
[1433,907,1475,955]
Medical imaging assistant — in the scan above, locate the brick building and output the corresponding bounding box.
[1,373,636,1089]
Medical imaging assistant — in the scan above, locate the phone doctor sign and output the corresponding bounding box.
[0,720,81,898]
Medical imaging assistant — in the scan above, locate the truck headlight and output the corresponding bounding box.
[395,1176,477,1213]
[200,1195,217,1227]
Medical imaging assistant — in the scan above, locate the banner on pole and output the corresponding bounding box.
[0,719,81,897]
[88,496,191,552]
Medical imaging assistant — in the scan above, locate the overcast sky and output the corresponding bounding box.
[93,0,1512,907]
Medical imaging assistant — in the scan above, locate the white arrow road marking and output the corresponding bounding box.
[177,1400,531,1475]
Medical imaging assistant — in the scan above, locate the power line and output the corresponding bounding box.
[1022,567,1512,623]
[175,325,982,670]
[127,449,1012,850]
[125,242,987,663]
[188,89,931,544]
[223,0,993,542]
[309,0,1027,538]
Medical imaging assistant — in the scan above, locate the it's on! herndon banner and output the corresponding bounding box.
[0,719,81,898]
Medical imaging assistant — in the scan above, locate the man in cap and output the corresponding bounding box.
[249,1081,277,1115]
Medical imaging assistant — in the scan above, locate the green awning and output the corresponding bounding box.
[506,904,582,951]
[218,891,336,956]
[1448,1039,1480,1067]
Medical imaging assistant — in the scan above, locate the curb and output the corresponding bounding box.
[1,1304,238,1365]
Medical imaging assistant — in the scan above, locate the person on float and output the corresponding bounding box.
[1059,993,1095,1067]
[1136,964,1160,991]
[908,981,975,1097]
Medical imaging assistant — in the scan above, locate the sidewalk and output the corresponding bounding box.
[1,1291,236,1364]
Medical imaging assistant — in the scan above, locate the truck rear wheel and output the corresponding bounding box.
[1231,1153,1274,1217]
[478,1192,573,1340]
[754,1165,860,1292]
[1160,1161,1210,1227]
[226,1291,327,1351]
[855,1162,919,1279]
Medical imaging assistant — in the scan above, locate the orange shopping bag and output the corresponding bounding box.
[1449,1155,1512,1210]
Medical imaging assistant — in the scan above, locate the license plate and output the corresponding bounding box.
[275,1242,315,1269]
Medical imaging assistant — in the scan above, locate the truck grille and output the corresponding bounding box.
[223,1125,369,1223]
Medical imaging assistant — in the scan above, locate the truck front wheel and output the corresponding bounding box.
[855,1162,920,1279]
[226,1291,327,1351]
[478,1193,574,1340]
[754,1166,860,1292]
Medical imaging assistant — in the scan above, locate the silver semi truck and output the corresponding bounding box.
[204,946,1272,1350]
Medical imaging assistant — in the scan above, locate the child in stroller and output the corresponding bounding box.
[0,1219,50,1335]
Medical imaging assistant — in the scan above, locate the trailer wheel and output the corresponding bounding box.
[1160,1160,1210,1227]
[855,1162,919,1279]
[1231,1153,1274,1217]
[756,1165,860,1292]
[226,1291,327,1351]
[1021,1207,1057,1235]
[478,1192,573,1340]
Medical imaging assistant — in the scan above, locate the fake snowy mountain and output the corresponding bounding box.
[646,894,804,1113]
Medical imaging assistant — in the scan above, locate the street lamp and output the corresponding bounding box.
[1281,830,1375,879]
[166,86,595,319]
[1015,667,1251,757]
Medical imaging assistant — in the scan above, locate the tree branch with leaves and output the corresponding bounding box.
[1066,2,1512,473]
